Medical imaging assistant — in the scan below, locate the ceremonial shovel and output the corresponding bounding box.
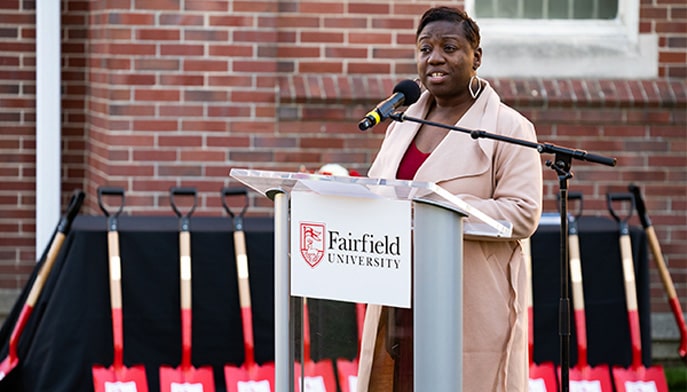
[159,187,215,392]
[561,192,612,392]
[92,186,149,392]
[629,184,687,364]
[607,193,668,392]
[0,189,84,381]
[221,187,275,392]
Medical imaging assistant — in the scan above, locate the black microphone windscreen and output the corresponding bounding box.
[393,79,421,106]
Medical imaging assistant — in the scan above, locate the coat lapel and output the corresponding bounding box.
[414,82,500,184]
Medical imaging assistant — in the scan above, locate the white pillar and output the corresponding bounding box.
[35,1,62,257]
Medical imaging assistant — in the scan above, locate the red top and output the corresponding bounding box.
[396,142,430,180]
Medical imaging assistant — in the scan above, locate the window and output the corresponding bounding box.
[465,0,657,78]
[475,0,618,20]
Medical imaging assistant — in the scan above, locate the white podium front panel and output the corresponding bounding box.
[290,191,412,308]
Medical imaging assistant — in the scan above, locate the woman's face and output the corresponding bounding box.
[416,20,481,101]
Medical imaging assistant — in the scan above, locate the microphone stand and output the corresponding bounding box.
[389,112,616,392]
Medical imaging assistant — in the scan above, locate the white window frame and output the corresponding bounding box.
[465,0,657,78]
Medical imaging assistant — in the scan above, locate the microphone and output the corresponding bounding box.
[358,79,421,131]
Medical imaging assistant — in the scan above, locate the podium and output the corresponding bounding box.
[230,169,512,391]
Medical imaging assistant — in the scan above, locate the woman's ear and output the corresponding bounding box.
[473,47,483,70]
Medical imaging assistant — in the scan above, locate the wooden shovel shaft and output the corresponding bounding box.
[8,232,66,359]
[630,184,687,361]
[107,230,124,368]
[619,233,643,369]
[569,232,589,368]
[645,226,687,359]
[179,230,192,368]
[234,229,255,366]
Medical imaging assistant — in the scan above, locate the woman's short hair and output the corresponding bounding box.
[416,6,481,50]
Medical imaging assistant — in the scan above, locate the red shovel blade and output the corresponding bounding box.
[565,364,613,392]
[294,360,338,392]
[92,364,149,392]
[224,362,275,392]
[159,365,215,392]
[335,358,358,392]
[612,364,669,392]
[0,354,18,381]
[529,362,558,392]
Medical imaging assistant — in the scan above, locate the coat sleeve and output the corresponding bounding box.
[442,104,543,240]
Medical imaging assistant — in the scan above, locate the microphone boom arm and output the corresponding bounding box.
[389,112,616,167]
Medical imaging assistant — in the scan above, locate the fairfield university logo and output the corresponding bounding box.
[299,222,325,268]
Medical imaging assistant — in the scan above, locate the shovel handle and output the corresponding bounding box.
[107,230,124,368]
[26,189,85,307]
[619,229,643,369]
[222,187,249,230]
[629,183,687,361]
[569,231,589,368]
[223,187,256,364]
[170,187,197,219]
[234,229,256,366]
[9,189,84,359]
[607,192,635,229]
[97,186,125,217]
[179,230,193,368]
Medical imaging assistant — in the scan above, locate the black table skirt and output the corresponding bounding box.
[0,215,649,391]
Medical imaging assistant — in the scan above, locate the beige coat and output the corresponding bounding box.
[357,83,543,392]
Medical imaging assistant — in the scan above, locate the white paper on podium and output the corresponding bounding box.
[290,191,412,308]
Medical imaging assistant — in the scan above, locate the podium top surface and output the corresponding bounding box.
[230,168,512,238]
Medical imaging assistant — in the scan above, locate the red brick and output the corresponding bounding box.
[323,17,366,29]
[160,13,205,26]
[136,28,181,41]
[134,0,180,10]
[233,30,279,43]
[134,89,181,102]
[184,29,229,41]
[133,120,179,131]
[348,32,393,44]
[277,46,320,58]
[181,120,228,132]
[184,59,228,72]
[347,62,391,74]
[180,150,226,162]
[300,2,344,14]
[158,135,203,147]
[347,3,389,14]
[160,44,204,56]
[233,0,278,12]
[299,62,343,74]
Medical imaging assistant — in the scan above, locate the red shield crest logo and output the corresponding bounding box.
[300,222,325,268]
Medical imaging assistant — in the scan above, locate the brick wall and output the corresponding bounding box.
[0,0,685,349]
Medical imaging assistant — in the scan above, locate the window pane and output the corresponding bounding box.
[548,0,570,19]
[474,0,494,17]
[523,0,545,19]
[574,0,594,18]
[598,0,618,19]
